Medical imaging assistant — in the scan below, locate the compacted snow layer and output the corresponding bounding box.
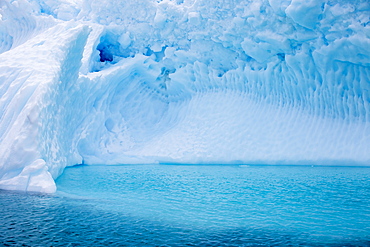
[0,0,369,192]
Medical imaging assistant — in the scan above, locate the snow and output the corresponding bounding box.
[0,0,369,193]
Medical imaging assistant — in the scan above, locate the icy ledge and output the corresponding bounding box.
[0,0,370,193]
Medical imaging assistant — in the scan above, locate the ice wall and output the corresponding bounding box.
[0,0,369,192]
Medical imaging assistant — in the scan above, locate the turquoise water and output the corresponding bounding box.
[1,165,370,246]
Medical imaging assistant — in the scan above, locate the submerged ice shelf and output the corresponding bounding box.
[0,0,370,193]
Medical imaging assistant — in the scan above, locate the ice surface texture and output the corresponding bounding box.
[0,0,369,192]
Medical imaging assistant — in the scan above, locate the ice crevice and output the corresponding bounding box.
[0,0,369,193]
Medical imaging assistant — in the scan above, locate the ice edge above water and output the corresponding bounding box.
[0,0,369,192]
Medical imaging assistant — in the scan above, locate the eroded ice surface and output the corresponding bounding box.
[0,0,369,192]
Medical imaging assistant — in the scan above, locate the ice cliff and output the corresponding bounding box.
[0,0,369,193]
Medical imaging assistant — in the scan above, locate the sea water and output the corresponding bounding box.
[1,165,370,246]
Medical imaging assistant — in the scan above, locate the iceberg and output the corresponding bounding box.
[0,0,369,193]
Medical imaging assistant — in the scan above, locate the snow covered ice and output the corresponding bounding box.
[0,0,369,193]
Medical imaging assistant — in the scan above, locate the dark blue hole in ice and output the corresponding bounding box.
[96,32,133,64]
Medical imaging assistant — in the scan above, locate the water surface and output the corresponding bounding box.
[1,165,370,246]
